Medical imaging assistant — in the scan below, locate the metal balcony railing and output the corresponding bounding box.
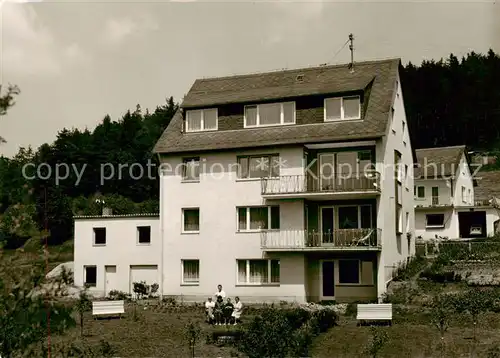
[261,172,381,196]
[260,228,382,250]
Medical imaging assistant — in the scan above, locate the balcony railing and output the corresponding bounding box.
[261,173,380,196]
[260,228,382,250]
[431,195,439,205]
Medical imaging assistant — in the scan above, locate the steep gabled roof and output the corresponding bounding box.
[474,171,500,201]
[154,58,400,155]
[414,145,466,178]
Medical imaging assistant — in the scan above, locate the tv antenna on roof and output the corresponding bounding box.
[348,33,354,73]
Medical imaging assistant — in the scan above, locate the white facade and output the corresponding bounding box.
[73,214,160,296]
[159,74,414,303]
[414,150,500,240]
[379,74,415,286]
[414,153,474,209]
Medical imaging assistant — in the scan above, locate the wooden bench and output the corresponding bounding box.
[356,303,392,326]
[92,300,125,319]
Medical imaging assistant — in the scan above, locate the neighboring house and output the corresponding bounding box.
[414,145,499,240]
[73,209,160,297]
[153,58,415,303]
[474,170,500,234]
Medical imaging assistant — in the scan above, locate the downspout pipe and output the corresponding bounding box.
[157,153,164,299]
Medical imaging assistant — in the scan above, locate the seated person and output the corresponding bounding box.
[223,298,234,325]
[205,297,215,324]
[214,296,224,325]
[232,296,243,325]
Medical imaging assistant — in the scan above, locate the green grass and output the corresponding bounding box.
[312,311,500,357]
[52,303,251,357]
[5,246,500,357]
[42,302,500,357]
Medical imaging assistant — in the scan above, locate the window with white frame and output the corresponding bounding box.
[405,212,410,233]
[404,165,409,188]
[182,157,200,181]
[185,109,218,132]
[182,208,200,232]
[237,259,280,284]
[426,214,445,228]
[181,260,199,284]
[396,206,403,234]
[237,154,280,179]
[337,205,373,229]
[244,102,295,128]
[93,228,106,245]
[84,266,97,287]
[461,186,466,202]
[137,226,151,244]
[391,107,396,132]
[416,186,425,199]
[338,260,360,284]
[237,206,280,231]
[324,96,361,121]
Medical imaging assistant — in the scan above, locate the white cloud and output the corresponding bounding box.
[101,15,158,45]
[102,18,137,44]
[264,0,324,46]
[1,1,90,78]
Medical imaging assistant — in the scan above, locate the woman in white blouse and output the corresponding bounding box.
[232,296,243,325]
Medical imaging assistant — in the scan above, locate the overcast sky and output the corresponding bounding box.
[0,0,498,158]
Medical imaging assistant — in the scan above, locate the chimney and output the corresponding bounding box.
[102,207,113,216]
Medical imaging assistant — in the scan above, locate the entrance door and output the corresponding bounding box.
[104,265,117,296]
[320,206,335,244]
[321,260,335,300]
[319,154,335,191]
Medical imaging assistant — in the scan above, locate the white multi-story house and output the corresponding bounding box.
[414,145,499,239]
[73,210,159,296]
[153,58,415,303]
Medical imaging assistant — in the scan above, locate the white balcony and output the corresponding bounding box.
[261,173,381,200]
[260,228,382,251]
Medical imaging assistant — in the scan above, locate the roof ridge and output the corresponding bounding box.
[416,145,466,151]
[74,213,159,219]
[196,58,400,83]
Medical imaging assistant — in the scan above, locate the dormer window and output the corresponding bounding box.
[324,96,361,121]
[244,101,295,128]
[185,108,218,132]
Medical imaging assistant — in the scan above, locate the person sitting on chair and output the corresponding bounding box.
[223,297,234,325]
[214,295,224,325]
[232,296,243,325]
[205,297,215,324]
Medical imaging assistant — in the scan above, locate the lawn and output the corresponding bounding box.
[51,302,252,357]
[5,244,500,357]
[44,300,500,357]
[313,310,500,357]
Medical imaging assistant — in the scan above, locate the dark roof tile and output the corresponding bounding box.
[414,145,466,178]
[154,58,400,154]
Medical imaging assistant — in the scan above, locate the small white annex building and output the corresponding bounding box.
[73,210,160,297]
[414,146,500,240]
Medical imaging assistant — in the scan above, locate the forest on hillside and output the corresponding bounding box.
[0,49,500,248]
